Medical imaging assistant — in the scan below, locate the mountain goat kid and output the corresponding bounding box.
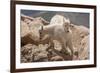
[39,18,74,59]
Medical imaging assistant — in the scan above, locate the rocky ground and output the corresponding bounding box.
[21,14,89,63]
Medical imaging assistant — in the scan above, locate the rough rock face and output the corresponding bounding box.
[21,44,34,63]
[69,23,89,52]
[21,14,89,63]
[78,35,89,60]
[21,20,40,46]
[35,17,49,25]
[21,44,49,63]
[21,21,30,38]
[21,14,49,46]
[50,55,64,61]
[33,44,49,62]
[21,14,34,22]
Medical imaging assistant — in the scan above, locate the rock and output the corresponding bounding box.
[21,44,49,62]
[21,21,30,38]
[69,23,89,52]
[73,55,79,60]
[21,44,34,63]
[68,23,89,60]
[21,14,49,46]
[27,19,44,42]
[35,17,49,25]
[21,20,40,46]
[78,35,89,60]
[50,55,64,61]
[33,51,48,62]
[21,14,34,24]
[21,21,35,46]
[33,44,49,62]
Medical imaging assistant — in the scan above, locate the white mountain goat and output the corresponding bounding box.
[39,15,74,59]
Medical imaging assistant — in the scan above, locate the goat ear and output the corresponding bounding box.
[66,18,70,24]
[63,17,65,23]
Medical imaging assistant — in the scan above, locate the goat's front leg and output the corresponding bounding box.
[59,40,68,54]
[66,41,74,60]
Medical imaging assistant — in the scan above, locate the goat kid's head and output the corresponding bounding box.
[63,18,72,33]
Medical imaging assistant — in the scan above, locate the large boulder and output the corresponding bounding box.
[21,44,34,63]
[78,35,89,60]
[69,23,89,52]
[32,44,49,62]
[21,14,34,24]
[21,21,30,38]
[21,15,49,46]
[21,44,50,63]
[35,17,49,25]
[21,20,40,46]
[68,23,89,60]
